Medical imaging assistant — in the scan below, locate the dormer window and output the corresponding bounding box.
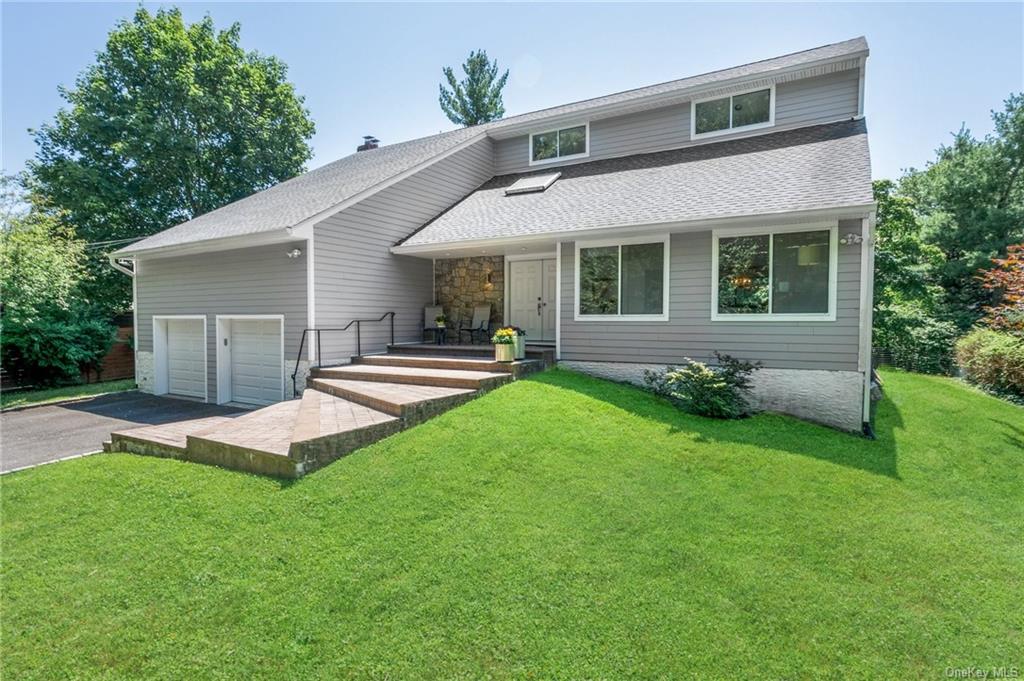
[692,86,774,138]
[530,124,589,165]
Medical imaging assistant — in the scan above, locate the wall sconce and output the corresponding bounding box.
[286,248,303,259]
[483,271,494,291]
[839,233,863,246]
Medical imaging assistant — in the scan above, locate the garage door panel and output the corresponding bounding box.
[229,319,282,406]
[166,319,205,398]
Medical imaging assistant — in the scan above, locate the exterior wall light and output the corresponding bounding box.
[839,233,864,246]
[287,248,303,258]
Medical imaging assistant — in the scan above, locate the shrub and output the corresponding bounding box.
[1,315,116,386]
[874,302,959,374]
[643,353,761,419]
[955,328,1024,398]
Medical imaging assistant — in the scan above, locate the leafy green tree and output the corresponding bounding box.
[899,93,1024,329]
[439,50,509,126]
[28,7,315,314]
[1,197,115,386]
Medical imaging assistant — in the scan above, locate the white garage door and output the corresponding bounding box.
[230,319,283,406]
[166,319,206,398]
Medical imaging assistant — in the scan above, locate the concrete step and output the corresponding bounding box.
[354,353,543,377]
[310,377,475,419]
[311,364,511,390]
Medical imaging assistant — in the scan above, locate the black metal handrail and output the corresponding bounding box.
[291,312,395,397]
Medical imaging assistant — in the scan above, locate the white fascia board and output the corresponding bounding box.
[118,228,302,260]
[391,202,878,256]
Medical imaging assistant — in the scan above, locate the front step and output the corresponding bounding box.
[311,364,511,390]
[310,377,475,420]
[387,343,556,365]
[354,353,543,378]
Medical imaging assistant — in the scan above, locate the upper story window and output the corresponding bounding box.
[692,86,774,139]
[711,223,838,322]
[530,124,589,165]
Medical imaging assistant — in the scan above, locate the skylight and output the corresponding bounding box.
[505,172,561,196]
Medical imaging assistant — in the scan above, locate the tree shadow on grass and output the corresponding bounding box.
[990,419,1024,451]
[528,369,902,479]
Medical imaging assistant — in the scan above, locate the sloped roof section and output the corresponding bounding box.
[116,126,484,254]
[117,37,867,255]
[398,119,873,249]
[484,37,867,134]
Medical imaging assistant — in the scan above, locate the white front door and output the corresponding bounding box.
[229,319,283,406]
[166,319,206,398]
[509,258,557,342]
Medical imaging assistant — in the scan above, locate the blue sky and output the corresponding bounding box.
[2,2,1022,181]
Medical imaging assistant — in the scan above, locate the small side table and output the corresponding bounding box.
[425,326,447,345]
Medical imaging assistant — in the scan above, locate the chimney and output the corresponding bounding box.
[357,135,379,152]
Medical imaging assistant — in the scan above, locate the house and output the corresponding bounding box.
[111,36,875,441]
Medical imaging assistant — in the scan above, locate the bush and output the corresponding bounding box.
[1,315,116,386]
[874,303,959,374]
[644,353,761,419]
[955,328,1024,398]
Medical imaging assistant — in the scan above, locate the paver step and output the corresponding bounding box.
[310,377,475,419]
[189,400,301,457]
[355,353,540,375]
[387,343,555,363]
[311,364,511,390]
[112,416,236,453]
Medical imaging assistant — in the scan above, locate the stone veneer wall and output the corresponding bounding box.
[558,360,867,432]
[433,256,505,329]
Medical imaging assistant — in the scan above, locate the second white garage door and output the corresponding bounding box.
[228,318,283,406]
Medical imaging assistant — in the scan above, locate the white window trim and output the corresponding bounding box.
[710,221,838,322]
[574,233,670,322]
[690,84,776,140]
[529,122,590,166]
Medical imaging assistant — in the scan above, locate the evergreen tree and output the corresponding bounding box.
[439,50,509,126]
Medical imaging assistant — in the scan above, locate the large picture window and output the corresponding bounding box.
[530,124,589,164]
[692,87,774,138]
[576,237,669,320]
[712,225,837,321]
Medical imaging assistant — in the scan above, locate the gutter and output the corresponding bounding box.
[108,254,135,277]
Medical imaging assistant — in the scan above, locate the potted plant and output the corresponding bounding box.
[508,325,527,359]
[491,327,516,362]
[434,314,447,328]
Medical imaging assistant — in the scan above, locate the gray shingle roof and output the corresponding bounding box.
[116,126,483,254]
[117,37,867,255]
[398,119,873,249]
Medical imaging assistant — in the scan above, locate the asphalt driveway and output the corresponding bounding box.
[1,392,243,473]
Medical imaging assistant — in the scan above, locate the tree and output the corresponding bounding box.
[439,50,509,126]
[978,243,1024,333]
[28,7,315,314]
[1,198,115,386]
[899,93,1024,329]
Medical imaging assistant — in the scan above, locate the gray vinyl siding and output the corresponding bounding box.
[559,219,864,372]
[313,137,494,362]
[494,69,861,175]
[136,243,308,400]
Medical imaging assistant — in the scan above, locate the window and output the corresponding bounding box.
[530,124,589,164]
[712,225,837,321]
[693,87,773,137]
[576,237,669,320]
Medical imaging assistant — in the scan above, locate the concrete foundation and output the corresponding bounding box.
[558,360,866,432]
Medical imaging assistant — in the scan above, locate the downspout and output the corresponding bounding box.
[858,213,877,438]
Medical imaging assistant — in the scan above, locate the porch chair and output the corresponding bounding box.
[423,305,445,343]
[458,305,492,344]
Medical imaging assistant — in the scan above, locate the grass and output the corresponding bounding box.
[0,379,136,410]
[2,369,1021,679]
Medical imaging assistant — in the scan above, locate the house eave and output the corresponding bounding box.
[391,202,877,257]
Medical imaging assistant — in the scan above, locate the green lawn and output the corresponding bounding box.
[1,379,136,410]
[2,369,1021,678]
